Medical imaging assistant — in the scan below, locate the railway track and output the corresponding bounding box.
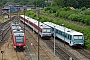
[19,20,56,60]
[0,16,14,28]
[19,16,90,60]
[74,47,90,60]
[16,51,26,60]
[20,21,37,60]
[0,16,19,42]
[53,35,90,60]
[50,37,90,60]
[43,38,75,60]
[19,17,77,60]
[25,26,52,60]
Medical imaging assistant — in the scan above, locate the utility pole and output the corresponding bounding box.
[54,26,56,56]
[62,24,65,46]
[37,9,40,60]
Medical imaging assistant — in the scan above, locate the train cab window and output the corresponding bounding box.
[43,28,51,33]
[16,36,24,43]
[47,29,51,33]
[73,35,83,40]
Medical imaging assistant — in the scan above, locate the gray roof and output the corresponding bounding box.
[5,2,20,7]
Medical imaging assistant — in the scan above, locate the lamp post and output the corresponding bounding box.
[62,24,65,46]
[54,26,56,56]
[38,17,40,60]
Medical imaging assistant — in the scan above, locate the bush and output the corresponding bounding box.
[61,7,71,11]
[45,7,51,11]
[81,7,86,11]
[80,9,90,15]
[68,14,90,25]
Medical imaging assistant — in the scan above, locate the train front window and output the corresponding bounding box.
[43,28,51,33]
[74,35,83,40]
[16,36,24,43]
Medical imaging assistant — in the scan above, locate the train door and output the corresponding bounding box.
[69,35,72,46]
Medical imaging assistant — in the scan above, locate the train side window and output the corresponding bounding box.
[56,29,58,33]
[65,34,67,37]
[62,32,64,36]
[63,33,66,37]
[59,31,61,35]
[68,35,69,39]
[70,35,72,40]
[52,28,54,31]
[60,32,62,35]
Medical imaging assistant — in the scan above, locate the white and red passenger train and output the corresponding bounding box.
[20,15,52,38]
[10,22,26,48]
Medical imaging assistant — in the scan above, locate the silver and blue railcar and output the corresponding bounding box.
[44,22,84,46]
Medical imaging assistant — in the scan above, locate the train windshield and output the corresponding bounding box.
[73,35,83,40]
[43,28,51,33]
[16,36,24,43]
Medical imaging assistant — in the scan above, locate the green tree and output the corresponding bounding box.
[53,0,64,7]
[33,0,45,7]
[64,0,78,8]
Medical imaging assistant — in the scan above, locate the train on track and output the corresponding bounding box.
[20,15,52,39]
[10,22,26,49]
[44,22,84,46]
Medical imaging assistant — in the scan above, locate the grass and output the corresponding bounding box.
[0,17,8,22]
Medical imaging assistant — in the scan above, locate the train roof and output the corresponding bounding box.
[11,22,22,30]
[20,15,51,29]
[11,22,24,36]
[12,26,22,30]
[44,22,83,35]
[14,33,24,36]
[13,29,24,33]
[11,22,19,26]
[13,29,24,36]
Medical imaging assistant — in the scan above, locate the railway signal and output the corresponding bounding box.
[1,51,4,60]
